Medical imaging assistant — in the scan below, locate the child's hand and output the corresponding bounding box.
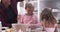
[28,24,40,30]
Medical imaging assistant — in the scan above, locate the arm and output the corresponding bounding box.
[17,15,21,24]
[33,15,38,24]
[0,8,4,21]
[54,24,58,32]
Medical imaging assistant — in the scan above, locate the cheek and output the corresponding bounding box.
[26,10,29,13]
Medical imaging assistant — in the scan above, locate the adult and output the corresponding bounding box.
[0,0,24,28]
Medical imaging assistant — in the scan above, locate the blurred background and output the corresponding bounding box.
[0,0,60,32]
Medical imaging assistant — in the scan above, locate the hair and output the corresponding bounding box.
[40,8,56,24]
[25,3,34,9]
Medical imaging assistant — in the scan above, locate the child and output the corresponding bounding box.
[40,8,58,32]
[18,3,38,31]
[18,3,38,24]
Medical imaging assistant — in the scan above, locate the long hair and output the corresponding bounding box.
[40,8,56,24]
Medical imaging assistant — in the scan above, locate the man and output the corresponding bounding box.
[0,0,24,28]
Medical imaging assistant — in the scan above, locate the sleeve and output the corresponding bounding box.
[32,15,38,24]
[18,15,24,24]
[34,16,38,24]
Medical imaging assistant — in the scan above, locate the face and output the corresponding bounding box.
[2,0,11,6]
[26,7,34,15]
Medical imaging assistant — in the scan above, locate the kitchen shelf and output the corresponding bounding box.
[52,9,60,13]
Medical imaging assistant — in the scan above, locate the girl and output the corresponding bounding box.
[18,3,38,31]
[18,3,38,24]
[40,8,58,32]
